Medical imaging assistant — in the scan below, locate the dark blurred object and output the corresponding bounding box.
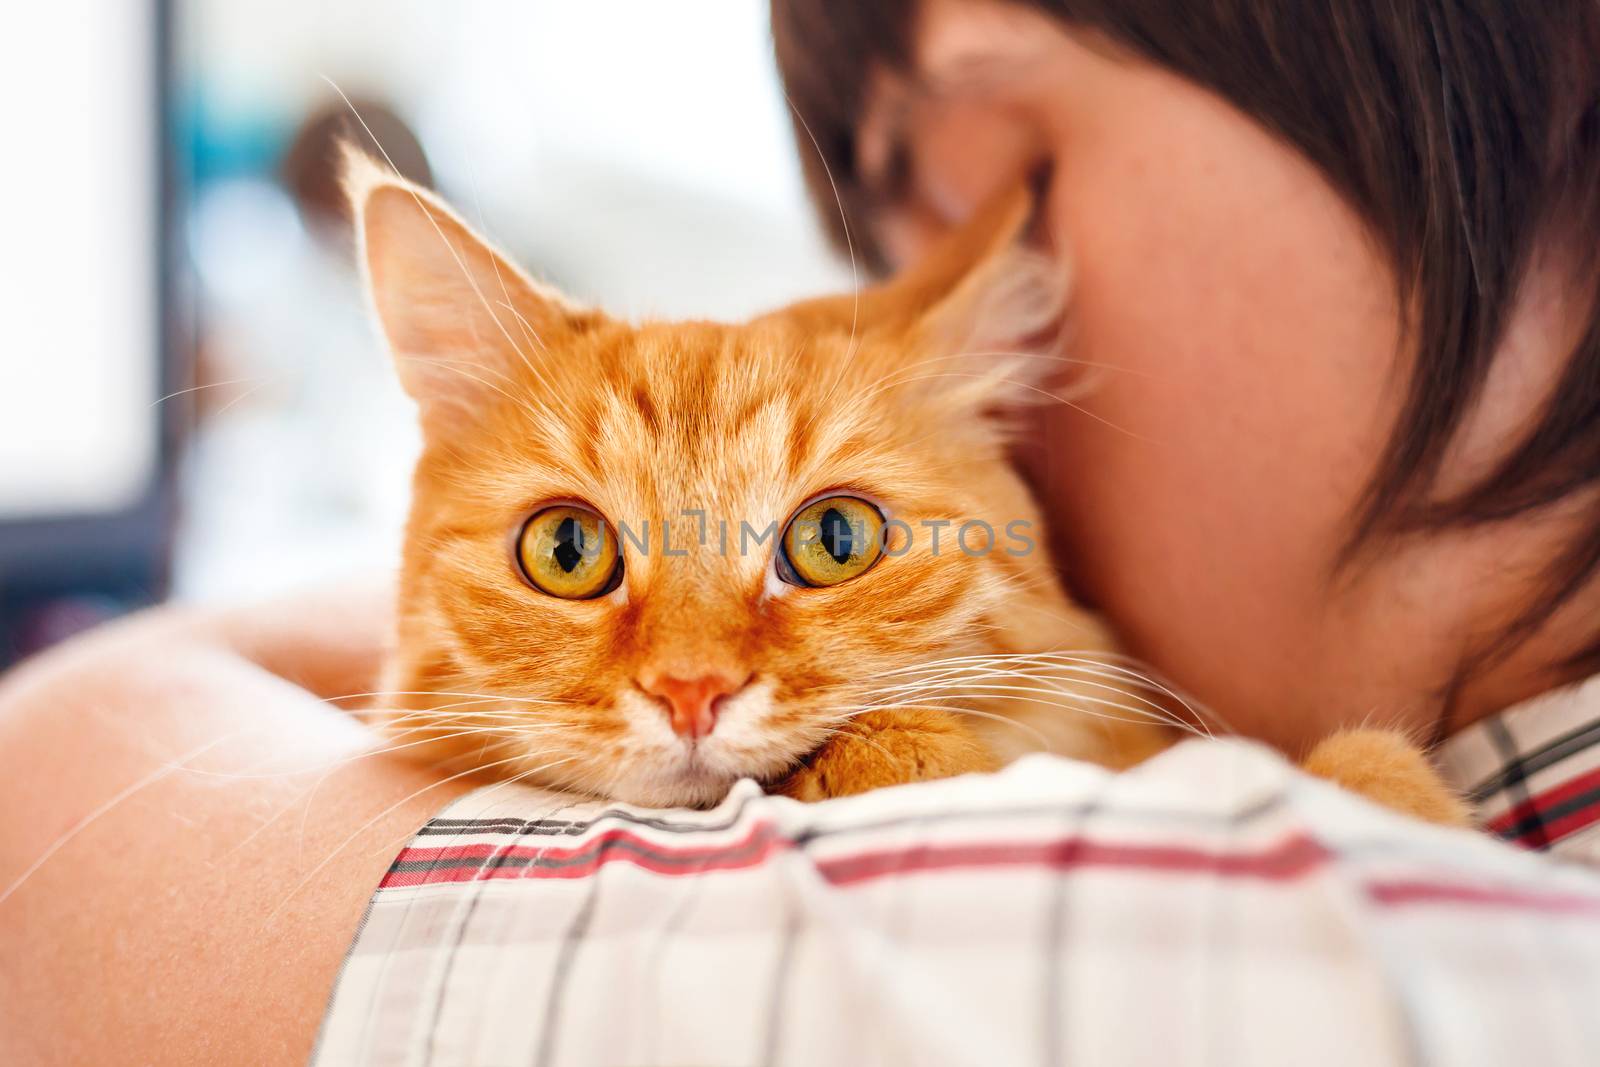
[0,0,183,669]
[281,96,433,245]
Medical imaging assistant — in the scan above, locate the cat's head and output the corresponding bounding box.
[350,152,1100,805]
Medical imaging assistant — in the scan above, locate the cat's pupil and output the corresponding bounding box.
[820,507,854,564]
[553,517,585,573]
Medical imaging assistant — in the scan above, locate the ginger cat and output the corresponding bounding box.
[345,152,1466,826]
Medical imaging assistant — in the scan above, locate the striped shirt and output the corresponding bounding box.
[1441,673,1600,863]
[316,736,1600,1066]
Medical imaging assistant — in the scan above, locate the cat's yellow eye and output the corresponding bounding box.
[780,495,885,587]
[517,505,621,599]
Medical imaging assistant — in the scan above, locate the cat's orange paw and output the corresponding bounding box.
[1301,728,1472,827]
[773,709,1000,802]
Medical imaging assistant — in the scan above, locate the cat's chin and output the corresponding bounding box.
[596,765,742,810]
[582,743,807,809]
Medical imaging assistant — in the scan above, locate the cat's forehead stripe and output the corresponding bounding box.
[436,319,989,541]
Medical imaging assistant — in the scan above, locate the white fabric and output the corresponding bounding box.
[316,739,1600,1067]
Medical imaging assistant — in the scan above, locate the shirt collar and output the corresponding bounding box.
[1439,674,1600,855]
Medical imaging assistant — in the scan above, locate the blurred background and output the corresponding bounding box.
[0,0,851,665]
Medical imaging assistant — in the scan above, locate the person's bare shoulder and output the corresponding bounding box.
[0,595,468,1067]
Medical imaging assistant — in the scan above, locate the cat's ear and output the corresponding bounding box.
[782,185,1070,395]
[343,147,602,425]
[897,188,1070,383]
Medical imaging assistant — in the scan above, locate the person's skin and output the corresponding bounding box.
[853,0,1597,752]
[0,586,468,1066]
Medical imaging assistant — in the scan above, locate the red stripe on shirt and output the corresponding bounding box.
[380,822,789,888]
[1530,799,1600,845]
[812,833,1329,887]
[379,822,1600,919]
[1367,878,1600,917]
[379,823,1329,889]
[1487,764,1600,845]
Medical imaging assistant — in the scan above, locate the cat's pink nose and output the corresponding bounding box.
[642,673,745,739]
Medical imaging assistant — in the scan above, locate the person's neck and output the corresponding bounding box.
[1447,583,1600,735]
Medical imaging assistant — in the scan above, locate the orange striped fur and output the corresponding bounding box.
[348,155,1465,825]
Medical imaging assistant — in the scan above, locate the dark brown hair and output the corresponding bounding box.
[772,0,1600,673]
